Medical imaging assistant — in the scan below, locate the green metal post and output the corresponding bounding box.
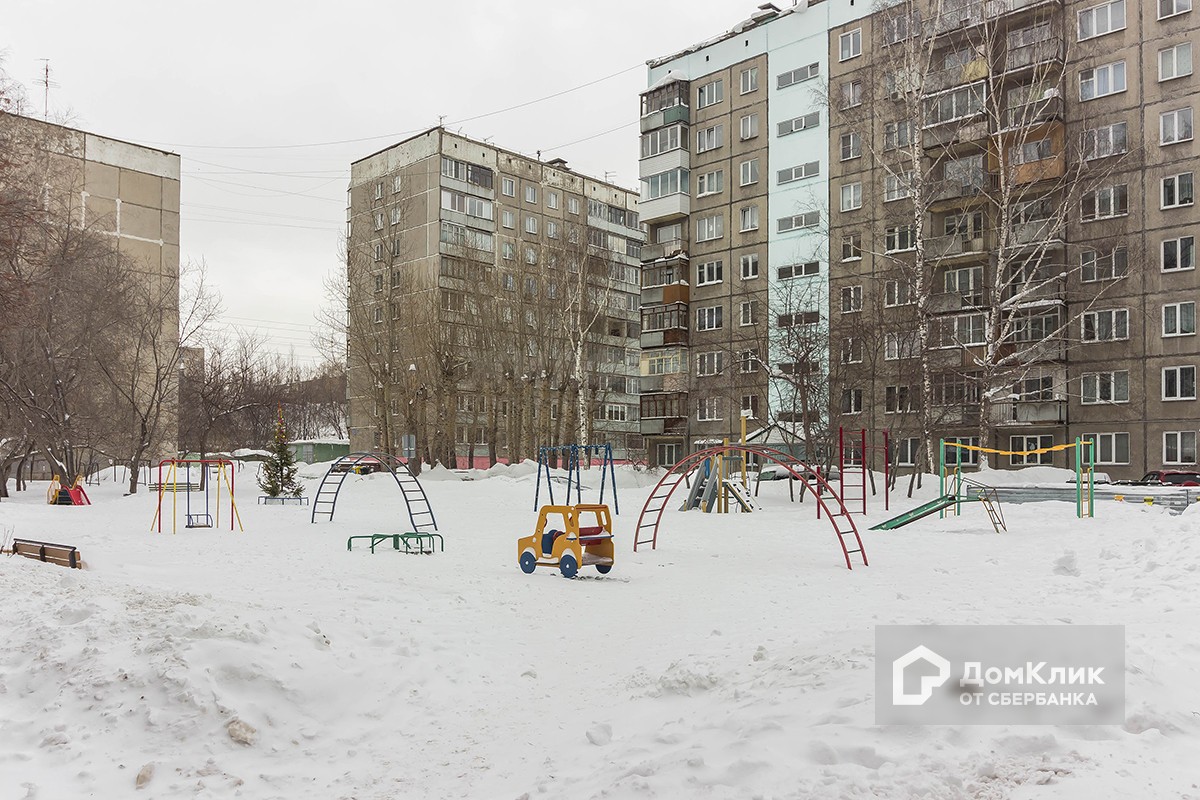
[938,438,947,519]
[1074,437,1082,518]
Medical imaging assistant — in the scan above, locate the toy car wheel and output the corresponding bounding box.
[519,551,537,574]
[559,553,578,579]
[595,563,612,575]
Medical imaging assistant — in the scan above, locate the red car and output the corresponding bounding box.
[1134,470,1200,486]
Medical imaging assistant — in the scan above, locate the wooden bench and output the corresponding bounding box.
[148,482,202,492]
[258,495,310,506]
[346,531,444,554]
[9,538,83,569]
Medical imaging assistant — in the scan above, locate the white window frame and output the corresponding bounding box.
[740,158,759,186]
[840,132,862,161]
[840,285,863,314]
[1083,432,1130,465]
[1164,431,1198,465]
[885,279,913,307]
[696,305,723,331]
[696,260,723,287]
[1163,365,1197,400]
[1162,172,1195,209]
[740,300,757,326]
[884,171,912,202]
[739,205,760,232]
[1079,61,1126,101]
[696,214,724,242]
[740,67,759,94]
[839,28,862,61]
[740,254,759,279]
[696,170,724,197]
[778,161,820,185]
[524,185,537,204]
[1078,0,1126,41]
[696,351,724,377]
[696,125,723,153]
[1163,236,1196,271]
[777,212,819,232]
[1081,121,1128,160]
[1159,0,1192,18]
[697,79,724,109]
[1081,309,1129,342]
[524,216,538,234]
[1159,42,1193,81]
[740,113,759,141]
[841,181,863,211]
[501,178,515,197]
[1081,371,1130,404]
[1163,301,1197,337]
[1161,108,1194,145]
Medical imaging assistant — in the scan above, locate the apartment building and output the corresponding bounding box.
[638,1,872,468]
[346,128,643,466]
[826,0,1199,479]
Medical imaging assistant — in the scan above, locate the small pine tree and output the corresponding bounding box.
[259,405,302,497]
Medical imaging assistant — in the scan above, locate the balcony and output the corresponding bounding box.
[923,118,989,149]
[928,232,989,260]
[924,59,989,94]
[641,282,689,307]
[639,373,689,394]
[638,192,690,224]
[929,290,988,313]
[933,3,984,34]
[932,176,993,203]
[640,239,687,262]
[1004,94,1063,130]
[990,399,1067,425]
[1004,39,1064,73]
[640,328,688,348]
[1008,220,1063,247]
[640,104,689,134]
[985,0,1062,20]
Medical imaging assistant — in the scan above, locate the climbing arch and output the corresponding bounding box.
[632,444,867,570]
[310,452,437,532]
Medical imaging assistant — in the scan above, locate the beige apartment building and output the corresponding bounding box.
[345,128,643,467]
[826,0,1198,479]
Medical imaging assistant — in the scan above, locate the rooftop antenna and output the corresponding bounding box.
[438,114,446,128]
[604,170,617,183]
[35,59,58,121]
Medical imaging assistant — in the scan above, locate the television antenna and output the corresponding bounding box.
[35,59,58,120]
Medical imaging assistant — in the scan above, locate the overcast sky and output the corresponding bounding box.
[4,0,753,367]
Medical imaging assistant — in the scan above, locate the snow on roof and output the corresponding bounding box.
[647,68,689,90]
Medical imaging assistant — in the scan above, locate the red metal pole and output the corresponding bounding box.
[860,429,867,514]
[838,426,845,507]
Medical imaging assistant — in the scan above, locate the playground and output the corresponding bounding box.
[2,456,1199,799]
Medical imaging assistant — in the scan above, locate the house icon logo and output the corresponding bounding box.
[892,645,952,705]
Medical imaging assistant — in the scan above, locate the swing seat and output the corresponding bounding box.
[185,513,214,528]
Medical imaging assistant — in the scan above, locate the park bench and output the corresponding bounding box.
[8,538,83,569]
[258,495,310,506]
[346,531,444,554]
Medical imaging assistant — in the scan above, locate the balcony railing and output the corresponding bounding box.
[929,290,989,313]
[1005,39,1065,72]
[1008,220,1063,246]
[1004,94,1064,129]
[990,399,1067,425]
[985,0,1062,19]
[933,3,984,34]
[640,239,687,262]
[928,232,989,259]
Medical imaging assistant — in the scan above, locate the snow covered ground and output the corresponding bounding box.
[2,463,1199,799]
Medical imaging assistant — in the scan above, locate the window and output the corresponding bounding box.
[524,185,537,204]
[696,351,724,376]
[741,395,761,419]
[944,265,984,305]
[740,67,759,94]
[778,63,819,88]
[935,313,986,347]
[1010,138,1053,165]
[373,274,383,292]
[841,285,863,313]
[777,112,821,136]
[524,246,538,265]
[885,332,919,360]
[840,182,863,211]
[502,241,515,260]
[842,233,862,261]
[1159,0,1192,18]
[1163,301,1197,336]
[696,214,724,242]
[1082,432,1129,465]
[1161,108,1194,145]
[372,243,383,261]
[839,28,862,61]
[1165,432,1198,464]
[1080,61,1126,100]
[896,438,921,466]
[547,220,559,239]
[841,80,863,108]
[1160,43,1193,80]
[697,170,724,196]
[777,262,819,279]
[776,310,820,328]
[373,307,383,324]
[740,301,758,326]
[1078,0,1125,40]
[501,210,515,229]
[777,212,819,232]
[740,159,759,186]
[1082,371,1129,404]
[932,375,981,407]
[1010,435,1054,466]
[884,171,912,202]
[885,279,913,307]
[840,132,862,160]
[1081,121,1128,160]
[1163,173,1194,209]
[696,260,723,286]
[884,120,915,150]
[373,212,385,231]
[568,197,580,215]
[524,216,538,234]
[885,386,917,414]
[501,177,515,197]
[1082,309,1129,342]
[741,254,759,279]
[697,125,724,152]
[841,338,863,364]
[643,168,689,199]
[740,113,759,140]
[841,388,864,414]
[697,79,724,109]
[1080,248,1129,282]
[641,124,686,158]
[739,349,759,373]
[696,305,723,331]
[1081,185,1128,221]
[884,10,918,44]
[926,82,986,124]
[697,397,723,421]
[778,161,820,184]
[1163,236,1196,271]
[1164,365,1197,400]
[645,350,683,375]
[739,205,759,232]
[885,225,916,253]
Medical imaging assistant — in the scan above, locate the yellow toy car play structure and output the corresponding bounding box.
[518,504,615,578]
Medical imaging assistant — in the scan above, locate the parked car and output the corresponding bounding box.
[1114,470,1200,487]
[330,456,384,474]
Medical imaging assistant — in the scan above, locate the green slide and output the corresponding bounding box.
[870,494,960,530]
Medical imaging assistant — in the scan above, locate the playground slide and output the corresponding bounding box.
[722,480,755,512]
[869,494,958,531]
